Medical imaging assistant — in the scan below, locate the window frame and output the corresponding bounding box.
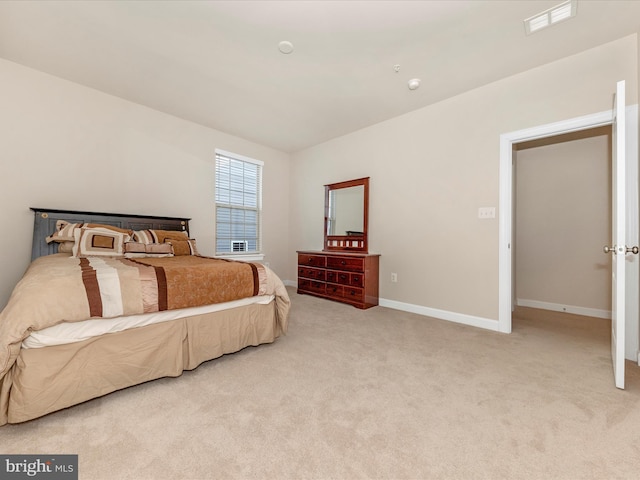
[214,149,264,261]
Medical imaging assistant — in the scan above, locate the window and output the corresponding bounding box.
[215,150,263,257]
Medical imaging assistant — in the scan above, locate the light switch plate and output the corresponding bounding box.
[478,207,496,219]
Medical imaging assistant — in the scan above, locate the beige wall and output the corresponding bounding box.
[1,34,638,322]
[0,59,290,310]
[290,34,638,321]
[515,131,612,314]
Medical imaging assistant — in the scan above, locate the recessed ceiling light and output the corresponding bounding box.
[278,41,294,54]
[408,79,421,91]
[524,0,576,35]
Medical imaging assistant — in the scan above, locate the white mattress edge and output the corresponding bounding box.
[22,294,275,349]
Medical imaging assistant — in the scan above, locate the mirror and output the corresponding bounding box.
[327,185,364,236]
[324,177,369,252]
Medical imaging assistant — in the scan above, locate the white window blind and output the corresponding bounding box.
[215,151,263,255]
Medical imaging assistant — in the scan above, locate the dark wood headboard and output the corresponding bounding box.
[31,208,191,261]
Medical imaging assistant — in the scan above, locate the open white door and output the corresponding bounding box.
[499,85,639,367]
[608,80,626,389]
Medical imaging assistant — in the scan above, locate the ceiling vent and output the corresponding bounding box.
[524,0,577,35]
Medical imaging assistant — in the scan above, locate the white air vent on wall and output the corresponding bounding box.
[231,240,248,252]
[524,0,576,35]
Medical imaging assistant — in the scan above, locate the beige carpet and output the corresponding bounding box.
[3,288,640,479]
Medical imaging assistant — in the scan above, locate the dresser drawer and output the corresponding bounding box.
[298,278,326,295]
[326,270,348,284]
[325,284,343,298]
[298,254,327,268]
[326,256,364,272]
[326,270,365,287]
[340,286,364,303]
[298,267,326,281]
[350,273,364,288]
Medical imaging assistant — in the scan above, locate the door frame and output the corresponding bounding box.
[498,107,639,361]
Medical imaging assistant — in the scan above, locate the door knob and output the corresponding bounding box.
[604,245,640,254]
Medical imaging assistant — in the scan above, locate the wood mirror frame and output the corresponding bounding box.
[323,177,369,252]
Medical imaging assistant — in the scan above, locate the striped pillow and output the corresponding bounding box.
[131,230,155,244]
[46,221,78,243]
[124,242,174,258]
[165,238,198,256]
[132,229,188,244]
[47,221,133,243]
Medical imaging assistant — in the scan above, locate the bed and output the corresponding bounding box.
[0,208,290,425]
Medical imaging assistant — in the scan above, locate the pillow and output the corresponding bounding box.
[131,230,155,244]
[47,221,133,243]
[124,242,174,258]
[86,223,133,235]
[72,227,130,258]
[165,238,198,256]
[146,242,175,256]
[57,241,75,254]
[123,242,146,254]
[46,220,78,243]
[132,229,188,244]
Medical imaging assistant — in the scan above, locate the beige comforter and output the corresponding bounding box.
[0,253,290,387]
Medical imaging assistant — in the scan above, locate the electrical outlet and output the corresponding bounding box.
[391,273,398,283]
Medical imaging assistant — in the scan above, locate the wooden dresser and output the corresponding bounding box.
[297,250,380,309]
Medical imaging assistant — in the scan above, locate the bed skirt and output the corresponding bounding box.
[1,300,281,425]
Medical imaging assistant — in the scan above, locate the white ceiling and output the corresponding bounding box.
[1,1,639,153]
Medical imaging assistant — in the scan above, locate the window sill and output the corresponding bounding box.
[215,253,265,262]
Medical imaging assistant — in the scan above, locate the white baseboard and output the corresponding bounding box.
[516,298,611,320]
[378,298,503,332]
[286,282,502,332]
[286,284,610,330]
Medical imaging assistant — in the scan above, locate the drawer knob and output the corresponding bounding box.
[341,260,346,265]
